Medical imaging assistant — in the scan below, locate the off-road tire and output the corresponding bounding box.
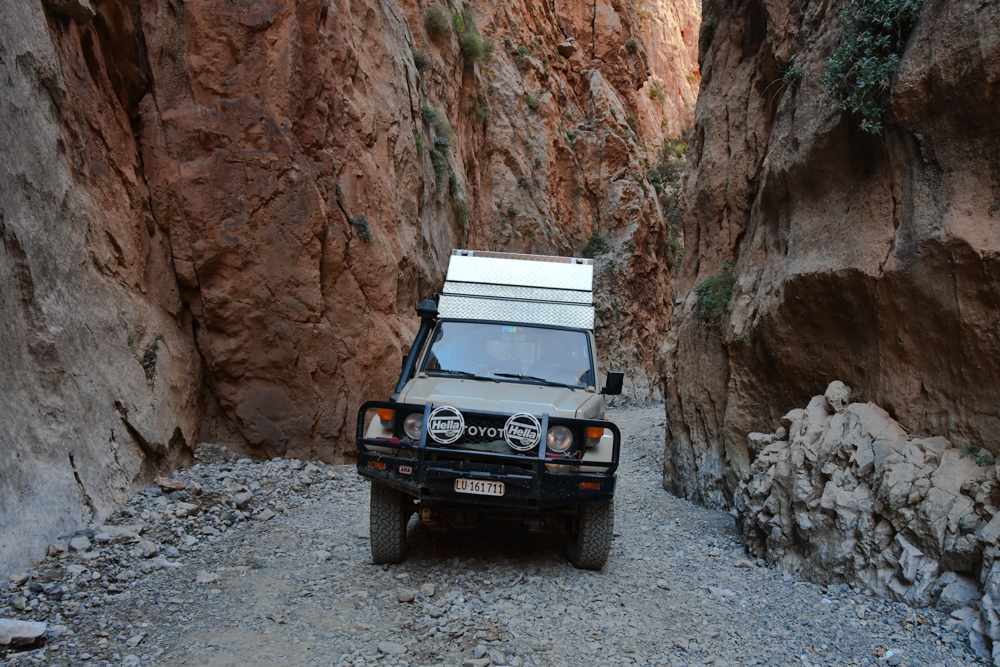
[566,499,614,570]
[370,482,408,564]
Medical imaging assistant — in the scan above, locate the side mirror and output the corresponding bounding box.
[601,371,624,396]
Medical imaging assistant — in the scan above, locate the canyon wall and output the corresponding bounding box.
[1,0,699,576]
[129,0,700,460]
[0,0,219,580]
[664,0,1000,507]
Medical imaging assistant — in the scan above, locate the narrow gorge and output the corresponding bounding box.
[1,0,698,576]
[3,0,1000,661]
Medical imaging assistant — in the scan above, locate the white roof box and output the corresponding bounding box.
[439,250,595,330]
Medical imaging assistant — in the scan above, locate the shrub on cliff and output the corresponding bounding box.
[420,105,453,140]
[699,18,717,53]
[425,5,450,41]
[453,5,491,63]
[582,232,610,258]
[412,48,432,72]
[823,0,925,133]
[350,215,372,242]
[695,261,735,327]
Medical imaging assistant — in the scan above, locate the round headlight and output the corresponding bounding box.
[403,413,424,439]
[546,425,574,453]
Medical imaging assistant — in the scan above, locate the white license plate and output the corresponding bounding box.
[454,478,505,496]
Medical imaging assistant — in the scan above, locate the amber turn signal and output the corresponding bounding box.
[579,481,601,490]
[585,426,605,440]
[378,408,395,422]
[368,461,386,470]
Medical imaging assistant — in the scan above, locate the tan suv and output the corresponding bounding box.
[355,250,623,569]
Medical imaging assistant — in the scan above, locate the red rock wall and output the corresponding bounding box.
[129,0,698,460]
[13,0,700,483]
[664,0,1000,507]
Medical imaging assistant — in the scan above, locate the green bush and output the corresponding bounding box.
[525,95,540,110]
[414,130,425,154]
[412,48,432,72]
[663,136,687,158]
[699,18,717,51]
[625,38,639,53]
[695,261,736,327]
[448,173,470,223]
[648,84,665,101]
[425,5,451,40]
[430,149,447,190]
[141,334,165,383]
[964,444,996,468]
[421,104,453,140]
[823,0,924,133]
[646,167,662,192]
[665,224,683,268]
[351,215,372,242]
[582,232,610,258]
[454,6,491,62]
[434,135,451,151]
[782,53,802,86]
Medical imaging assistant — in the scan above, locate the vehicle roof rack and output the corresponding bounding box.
[440,249,595,329]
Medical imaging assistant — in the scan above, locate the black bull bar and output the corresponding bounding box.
[355,401,621,510]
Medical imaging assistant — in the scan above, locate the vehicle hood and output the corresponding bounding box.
[397,377,600,418]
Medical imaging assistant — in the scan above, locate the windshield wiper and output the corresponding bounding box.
[428,368,499,382]
[494,372,572,388]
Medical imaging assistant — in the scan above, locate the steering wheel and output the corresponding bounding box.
[472,364,492,377]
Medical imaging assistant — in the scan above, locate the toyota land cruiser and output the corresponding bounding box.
[355,250,623,569]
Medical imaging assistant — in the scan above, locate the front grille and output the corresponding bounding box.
[423,411,532,455]
[457,413,509,447]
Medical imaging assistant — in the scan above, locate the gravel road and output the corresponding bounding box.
[0,407,985,667]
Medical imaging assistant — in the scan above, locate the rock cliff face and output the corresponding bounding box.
[132,0,697,460]
[0,0,219,580]
[664,0,1000,508]
[1,0,699,576]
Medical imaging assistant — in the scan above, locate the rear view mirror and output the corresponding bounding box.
[601,371,624,395]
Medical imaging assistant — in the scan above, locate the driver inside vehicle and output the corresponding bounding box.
[533,336,590,385]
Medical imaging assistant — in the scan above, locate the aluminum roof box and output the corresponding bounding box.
[439,250,595,330]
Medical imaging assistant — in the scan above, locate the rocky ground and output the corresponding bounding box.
[0,407,987,666]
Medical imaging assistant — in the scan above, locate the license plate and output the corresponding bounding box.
[454,478,505,496]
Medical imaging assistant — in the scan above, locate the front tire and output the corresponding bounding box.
[370,482,408,564]
[566,499,614,570]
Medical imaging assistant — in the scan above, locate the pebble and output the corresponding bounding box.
[0,619,46,646]
[195,570,220,584]
[155,476,187,491]
[397,589,416,603]
[68,535,91,552]
[377,640,406,654]
[420,583,435,597]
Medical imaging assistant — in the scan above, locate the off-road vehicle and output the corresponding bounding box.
[355,250,623,569]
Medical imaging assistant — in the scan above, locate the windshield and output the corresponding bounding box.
[421,321,594,388]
